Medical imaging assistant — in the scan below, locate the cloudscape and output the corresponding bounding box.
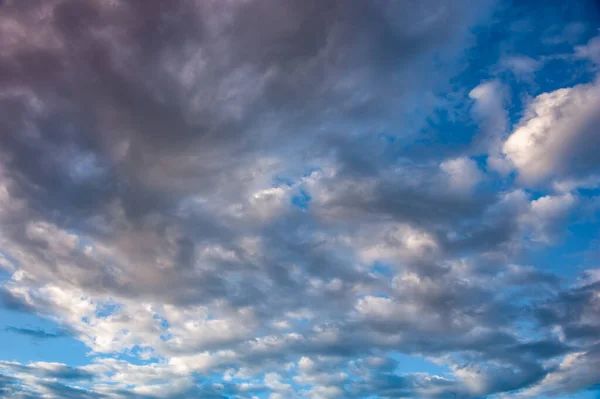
[1,0,600,398]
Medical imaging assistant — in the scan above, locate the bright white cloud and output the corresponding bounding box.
[503,81,600,185]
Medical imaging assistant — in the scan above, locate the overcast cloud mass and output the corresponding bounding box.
[1,0,600,398]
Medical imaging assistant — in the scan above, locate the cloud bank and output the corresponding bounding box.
[1,0,600,398]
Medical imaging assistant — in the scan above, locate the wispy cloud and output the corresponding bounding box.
[4,326,69,340]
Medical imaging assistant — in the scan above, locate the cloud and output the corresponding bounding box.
[440,157,484,192]
[4,326,69,340]
[520,278,600,397]
[500,55,542,79]
[0,1,599,398]
[576,36,600,65]
[503,79,600,185]
[469,80,512,174]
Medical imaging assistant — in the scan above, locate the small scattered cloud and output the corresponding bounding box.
[4,326,69,340]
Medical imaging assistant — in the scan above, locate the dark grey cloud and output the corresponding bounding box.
[535,280,600,345]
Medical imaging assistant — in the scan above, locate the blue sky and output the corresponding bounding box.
[1,0,600,398]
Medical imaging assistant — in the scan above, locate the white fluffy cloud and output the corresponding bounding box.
[503,80,600,185]
[440,157,484,192]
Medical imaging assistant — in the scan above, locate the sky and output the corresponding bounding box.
[0,0,600,398]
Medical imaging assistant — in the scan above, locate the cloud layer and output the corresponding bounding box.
[1,0,600,398]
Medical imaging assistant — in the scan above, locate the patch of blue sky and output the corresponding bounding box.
[95,302,121,318]
[389,352,450,377]
[371,261,395,279]
[443,0,600,134]
[518,219,600,279]
[467,0,597,72]
[578,186,600,199]
[113,347,160,366]
[153,313,170,330]
[291,189,311,211]
[273,167,321,193]
[0,304,90,366]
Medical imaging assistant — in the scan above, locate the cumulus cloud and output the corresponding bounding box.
[440,157,484,192]
[503,80,600,185]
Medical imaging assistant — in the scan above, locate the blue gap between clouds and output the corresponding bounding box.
[291,189,311,211]
[0,298,90,366]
